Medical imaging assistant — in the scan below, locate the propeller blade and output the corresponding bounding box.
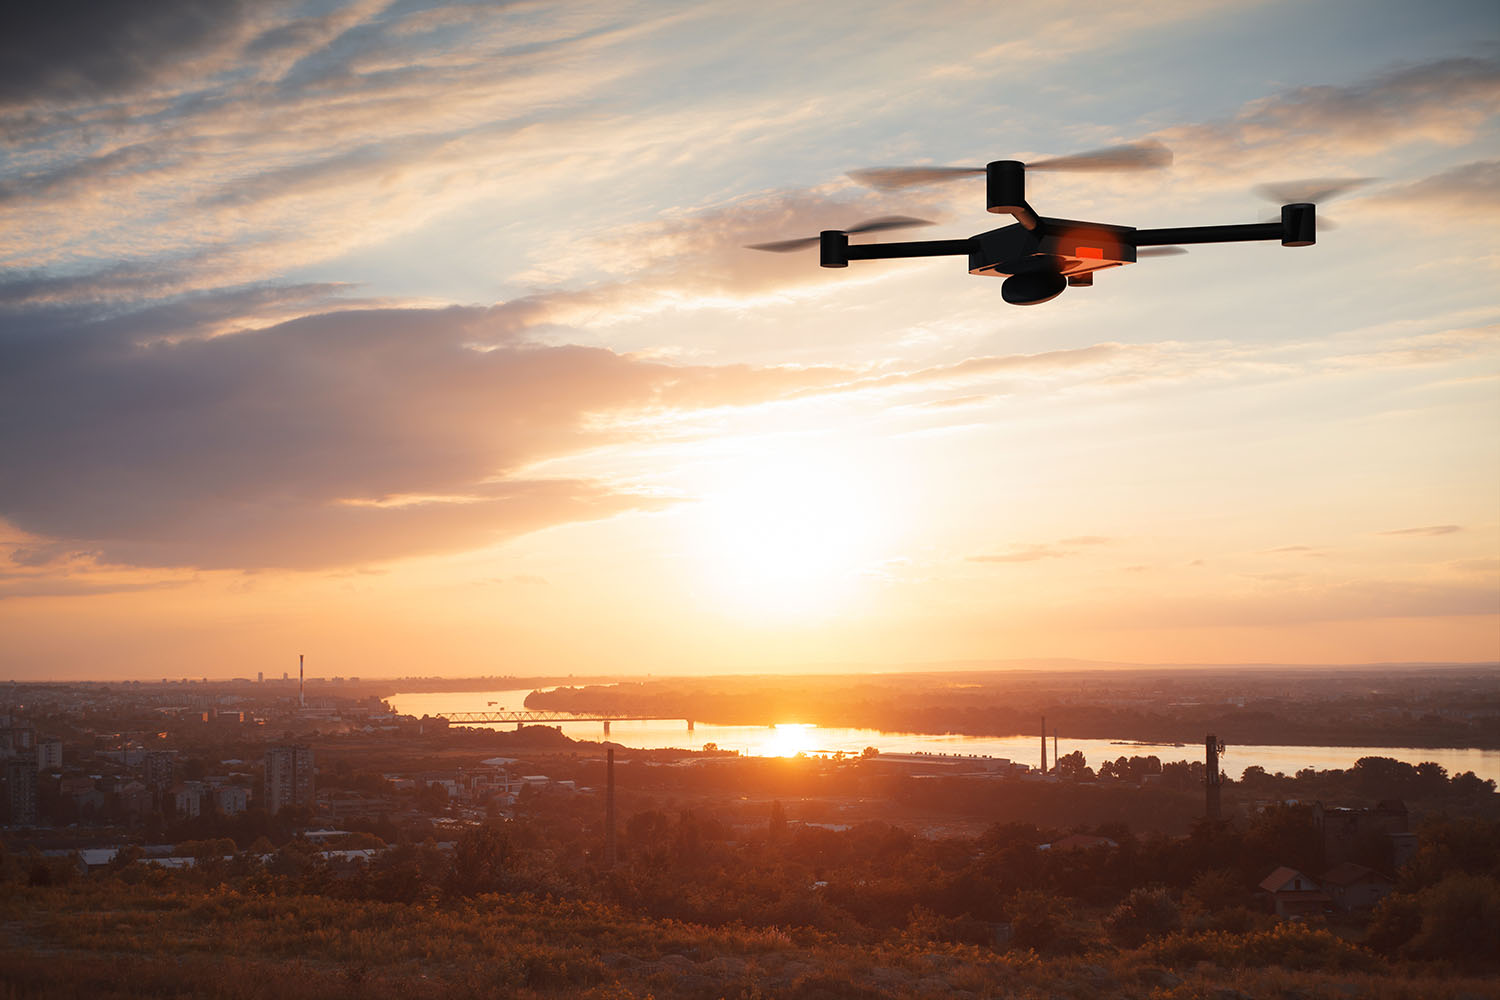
[1028,140,1173,172]
[847,166,983,189]
[1136,246,1187,257]
[844,215,935,235]
[1253,177,1375,205]
[745,216,934,253]
[1262,214,1339,230]
[745,236,821,253]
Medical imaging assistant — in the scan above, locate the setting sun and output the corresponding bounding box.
[753,722,820,757]
[688,442,895,618]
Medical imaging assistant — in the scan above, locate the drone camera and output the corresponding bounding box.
[1001,269,1067,305]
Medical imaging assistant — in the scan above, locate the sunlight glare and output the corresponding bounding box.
[691,443,893,619]
[754,723,819,757]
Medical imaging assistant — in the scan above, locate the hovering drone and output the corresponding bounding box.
[748,142,1366,305]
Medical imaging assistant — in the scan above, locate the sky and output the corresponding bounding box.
[2,0,1498,681]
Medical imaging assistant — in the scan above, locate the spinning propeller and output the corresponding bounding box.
[1254,176,1374,229]
[847,141,1172,190]
[745,215,933,253]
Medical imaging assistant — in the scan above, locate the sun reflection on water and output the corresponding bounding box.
[754,723,819,757]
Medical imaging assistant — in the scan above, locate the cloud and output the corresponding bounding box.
[1363,160,1500,221]
[1156,56,1500,181]
[0,294,856,570]
[1379,525,1463,536]
[970,536,1111,563]
[0,1,252,107]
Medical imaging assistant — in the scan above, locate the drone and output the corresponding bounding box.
[748,142,1367,305]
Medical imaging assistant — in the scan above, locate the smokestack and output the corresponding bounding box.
[1053,727,1058,766]
[299,654,304,709]
[1206,733,1223,820]
[1040,715,1047,775]
[604,747,617,868]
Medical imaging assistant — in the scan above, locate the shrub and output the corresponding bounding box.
[1141,922,1378,972]
[1105,887,1181,947]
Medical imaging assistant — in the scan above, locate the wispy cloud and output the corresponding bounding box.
[1157,56,1500,179]
[1363,160,1500,221]
[970,537,1112,564]
[1379,524,1463,536]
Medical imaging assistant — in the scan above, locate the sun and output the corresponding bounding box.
[753,723,820,757]
[688,442,893,619]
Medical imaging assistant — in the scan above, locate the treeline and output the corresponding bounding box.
[527,674,1500,749]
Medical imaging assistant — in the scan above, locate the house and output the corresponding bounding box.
[1320,862,1395,911]
[1258,866,1331,918]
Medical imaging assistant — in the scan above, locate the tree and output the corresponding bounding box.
[444,823,512,897]
[1053,751,1095,782]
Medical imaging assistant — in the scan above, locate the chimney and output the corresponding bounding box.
[604,747,617,868]
[299,654,305,709]
[1206,733,1223,820]
[1040,715,1047,775]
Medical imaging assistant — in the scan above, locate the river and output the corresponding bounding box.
[389,687,1500,784]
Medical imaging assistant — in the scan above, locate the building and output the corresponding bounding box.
[141,751,177,791]
[116,780,152,819]
[1320,862,1395,911]
[1258,866,1331,918]
[1315,800,1413,869]
[3,755,38,825]
[0,724,35,758]
[36,739,62,772]
[263,746,315,815]
[172,782,204,819]
[214,785,249,816]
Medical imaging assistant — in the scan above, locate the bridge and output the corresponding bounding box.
[434,710,694,735]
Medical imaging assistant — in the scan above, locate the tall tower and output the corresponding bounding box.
[604,747,617,868]
[1205,733,1224,820]
[299,654,305,708]
[1040,715,1047,775]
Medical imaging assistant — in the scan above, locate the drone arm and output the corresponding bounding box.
[1133,222,1283,246]
[823,234,973,268]
[1134,204,1316,249]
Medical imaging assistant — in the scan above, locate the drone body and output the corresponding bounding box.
[750,144,1338,305]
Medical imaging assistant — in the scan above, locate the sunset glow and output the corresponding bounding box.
[0,1,1496,680]
[754,724,821,758]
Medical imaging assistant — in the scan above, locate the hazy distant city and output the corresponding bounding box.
[4,663,1499,996]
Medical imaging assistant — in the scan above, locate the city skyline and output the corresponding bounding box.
[2,1,1498,679]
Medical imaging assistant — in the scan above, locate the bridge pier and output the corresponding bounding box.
[603,720,610,736]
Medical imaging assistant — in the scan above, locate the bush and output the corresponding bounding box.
[1105,887,1181,947]
[1376,874,1500,963]
[1141,922,1378,972]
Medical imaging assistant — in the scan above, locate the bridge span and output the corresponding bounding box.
[435,710,694,734]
